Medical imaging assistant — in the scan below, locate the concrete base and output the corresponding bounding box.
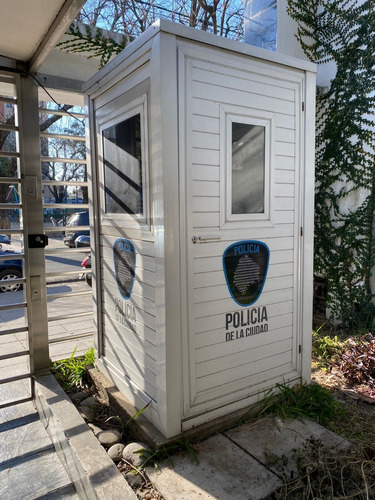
[147,434,282,500]
[34,373,137,500]
[146,418,351,500]
[87,365,263,448]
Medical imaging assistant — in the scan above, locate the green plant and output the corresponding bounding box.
[140,438,199,468]
[257,382,341,426]
[51,347,95,390]
[312,325,342,363]
[58,23,127,69]
[335,333,375,387]
[287,0,375,326]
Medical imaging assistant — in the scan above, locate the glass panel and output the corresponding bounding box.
[232,122,265,214]
[102,113,142,215]
[0,100,15,125]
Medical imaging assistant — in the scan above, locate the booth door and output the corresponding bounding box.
[183,74,303,420]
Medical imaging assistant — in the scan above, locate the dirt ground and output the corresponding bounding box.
[312,362,375,450]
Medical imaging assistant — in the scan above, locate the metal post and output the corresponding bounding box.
[17,75,50,374]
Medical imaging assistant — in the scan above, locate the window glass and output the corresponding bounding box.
[102,113,142,214]
[232,122,265,214]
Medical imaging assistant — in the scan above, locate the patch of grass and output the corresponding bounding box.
[268,438,375,499]
[141,438,199,468]
[51,347,95,390]
[257,382,342,426]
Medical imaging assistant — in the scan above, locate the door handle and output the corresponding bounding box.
[192,236,221,244]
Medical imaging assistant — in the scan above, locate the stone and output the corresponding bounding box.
[124,472,143,489]
[123,442,151,468]
[79,396,97,407]
[78,405,95,422]
[108,443,125,462]
[88,423,103,436]
[97,429,122,448]
[70,391,89,403]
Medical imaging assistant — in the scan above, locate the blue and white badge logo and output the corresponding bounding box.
[223,240,269,307]
[113,239,136,300]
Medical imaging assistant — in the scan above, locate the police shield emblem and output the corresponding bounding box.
[223,240,269,306]
[113,239,136,299]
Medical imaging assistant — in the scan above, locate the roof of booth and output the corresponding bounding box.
[0,0,85,73]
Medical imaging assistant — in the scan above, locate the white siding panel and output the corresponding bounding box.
[192,165,220,182]
[194,289,293,318]
[102,276,155,306]
[195,313,293,348]
[193,249,294,273]
[103,326,157,371]
[275,169,295,183]
[102,295,156,330]
[192,131,220,150]
[275,141,295,157]
[192,81,295,116]
[192,115,219,134]
[276,127,295,143]
[192,98,218,118]
[193,212,220,228]
[195,361,296,406]
[192,147,220,166]
[194,301,293,335]
[275,197,295,211]
[193,276,293,303]
[275,156,295,170]
[197,338,292,377]
[193,181,220,197]
[193,197,220,212]
[192,237,294,259]
[274,211,294,224]
[103,312,156,348]
[274,114,295,130]
[275,184,295,197]
[197,350,292,393]
[193,270,293,291]
[103,347,157,396]
[192,66,296,103]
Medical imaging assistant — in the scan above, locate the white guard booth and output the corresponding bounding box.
[84,19,316,439]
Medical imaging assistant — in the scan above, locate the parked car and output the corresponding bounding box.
[0,245,23,292]
[63,210,89,248]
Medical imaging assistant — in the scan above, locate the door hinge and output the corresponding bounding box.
[302,101,305,112]
[300,227,303,237]
[299,344,302,354]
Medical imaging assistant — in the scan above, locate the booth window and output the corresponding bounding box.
[231,122,265,214]
[102,113,143,215]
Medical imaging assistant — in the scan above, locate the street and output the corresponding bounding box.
[0,278,94,361]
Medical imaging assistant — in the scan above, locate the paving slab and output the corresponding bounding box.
[147,433,282,500]
[0,448,79,500]
[1,419,54,464]
[0,400,37,430]
[224,418,350,480]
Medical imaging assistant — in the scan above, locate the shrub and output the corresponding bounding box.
[336,333,375,387]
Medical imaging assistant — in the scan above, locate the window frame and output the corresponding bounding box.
[220,105,275,229]
[97,93,149,227]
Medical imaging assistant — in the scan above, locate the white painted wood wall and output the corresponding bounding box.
[85,20,316,438]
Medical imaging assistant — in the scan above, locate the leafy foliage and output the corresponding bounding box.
[51,347,95,390]
[58,23,127,68]
[336,333,375,387]
[312,325,341,366]
[287,0,375,324]
[258,382,340,426]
